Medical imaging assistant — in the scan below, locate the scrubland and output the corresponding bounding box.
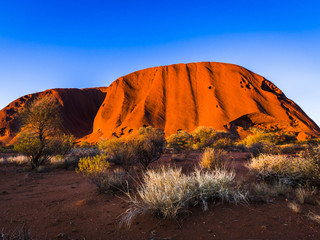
[1,127,320,239]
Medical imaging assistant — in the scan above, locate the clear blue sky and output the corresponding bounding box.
[1,0,320,125]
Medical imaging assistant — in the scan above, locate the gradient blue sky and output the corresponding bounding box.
[1,0,320,125]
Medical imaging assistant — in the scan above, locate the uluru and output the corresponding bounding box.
[1,62,319,145]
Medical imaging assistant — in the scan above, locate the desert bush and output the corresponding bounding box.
[191,126,216,150]
[99,126,165,171]
[79,141,90,148]
[248,154,320,185]
[280,144,306,154]
[76,154,128,193]
[209,138,236,151]
[241,128,296,146]
[241,128,275,146]
[134,126,166,170]
[77,154,110,176]
[298,138,320,145]
[200,148,228,170]
[60,147,101,169]
[0,145,16,153]
[99,138,137,172]
[166,130,193,153]
[14,96,75,169]
[248,141,280,156]
[120,167,246,227]
[233,143,248,152]
[192,127,235,151]
[14,133,75,169]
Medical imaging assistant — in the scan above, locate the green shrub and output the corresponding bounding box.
[99,138,137,172]
[191,127,235,151]
[14,133,74,169]
[99,126,165,171]
[166,130,193,153]
[76,154,128,193]
[134,126,166,170]
[210,138,235,150]
[248,141,280,156]
[241,128,296,146]
[79,141,90,148]
[0,145,15,153]
[248,154,320,185]
[14,96,74,169]
[280,144,306,154]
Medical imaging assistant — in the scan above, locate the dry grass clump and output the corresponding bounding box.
[248,154,320,185]
[120,167,247,227]
[295,186,318,204]
[253,181,292,197]
[250,181,292,202]
[193,168,247,210]
[307,212,320,224]
[287,202,301,214]
[0,155,29,165]
[200,148,228,170]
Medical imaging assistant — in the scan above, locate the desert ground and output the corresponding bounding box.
[1,152,319,240]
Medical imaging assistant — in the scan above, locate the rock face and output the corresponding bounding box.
[0,88,107,144]
[1,62,319,145]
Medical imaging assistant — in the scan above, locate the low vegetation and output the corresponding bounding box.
[192,126,235,151]
[307,212,320,224]
[200,148,228,170]
[13,96,75,169]
[166,130,193,153]
[287,202,301,214]
[295,186,318,204]
[76,154,129,193]
[248,154,320,185]
[99,126,165,172]
[120,167,247,227]
[251,181,292,202]
[241,128,296,146]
